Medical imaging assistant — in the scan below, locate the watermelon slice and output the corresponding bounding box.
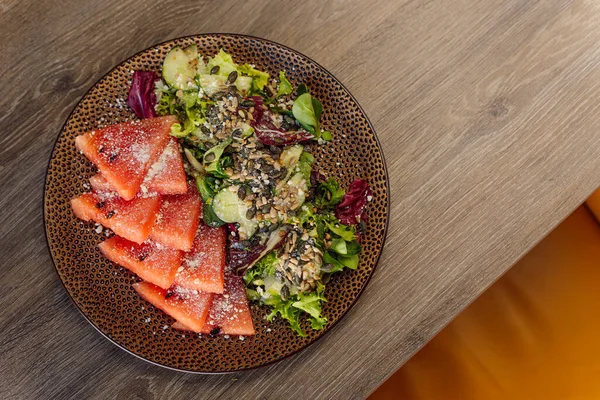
[71,192,160,244]
[149,185,202,252]
[75,116,177,200]
[142,138,187,195]
[174,223,226,293]
[98,236,183,289]
[133,281,213,332]
[88,138,187,196]
[173,275,255,336]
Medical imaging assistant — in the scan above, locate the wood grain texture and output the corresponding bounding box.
[2,0,600,398]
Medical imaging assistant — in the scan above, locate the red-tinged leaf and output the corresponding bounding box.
[127,71,159,119]
[335,179,372,226]
[254,128,313,146]
[248,96,314,146]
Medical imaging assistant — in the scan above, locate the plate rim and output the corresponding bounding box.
[43,33,390,374]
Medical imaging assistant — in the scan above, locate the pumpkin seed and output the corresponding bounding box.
[292,273,302,286]
[320,263,334,273]
[241,99,255,107]
[246,205,257,219]
[210,65,220,75]
[227,85,238,96]
[280,285,290,301]
[204,152,215,162]
[278,167,288,179]
[227,71,238,84]
[237,186,247,200]
[275,270,285,283]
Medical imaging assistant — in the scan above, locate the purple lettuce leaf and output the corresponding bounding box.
[335,179,372,226]
[127,71,159,119]
[248,96,314,146]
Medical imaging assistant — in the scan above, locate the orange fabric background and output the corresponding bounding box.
[371,203,600,400]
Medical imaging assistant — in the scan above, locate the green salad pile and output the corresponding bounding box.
[144,45,369,336]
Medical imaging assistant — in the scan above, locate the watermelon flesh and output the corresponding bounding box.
[133,281,213,333]
[88,138,187,196]
[174,223,226,293]
[98,236,183,290]
[149,184,202,252]
[173,275,255,336]
[142,138,187,195]
[71,192,160,244]
[75,116,177,200]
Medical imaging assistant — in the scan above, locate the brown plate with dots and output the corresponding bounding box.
[43,34,389,373]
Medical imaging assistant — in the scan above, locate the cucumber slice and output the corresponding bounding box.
[288,172,308,210]
[162,46,196,90]
[183,44,198,60]
[238,218,258,239]
[280,145,304,168]
[212,187,258,238]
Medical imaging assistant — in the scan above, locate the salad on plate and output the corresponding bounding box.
[71,44,372,337]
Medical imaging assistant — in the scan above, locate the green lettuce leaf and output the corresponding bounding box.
[238,63,270,92]
[243,251,278,285]
[206,49,238,76]
[325,221,356,242]
[277,70,293,97]
[292,93,319,135]
[264,295,305,336]
[315,177,345,209]
[296,151,314,181]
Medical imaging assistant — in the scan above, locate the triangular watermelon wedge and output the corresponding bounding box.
[173,275,255,336]
[149,184,202,252]
[99,236,183,290]
[75,116,177,200]
[174,223,226,293]
[71,192,160,244]
[142,138,187,195]
[88,138,187,196]
[133,281,213,333]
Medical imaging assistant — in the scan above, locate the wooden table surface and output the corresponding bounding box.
[3,0,600,398]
